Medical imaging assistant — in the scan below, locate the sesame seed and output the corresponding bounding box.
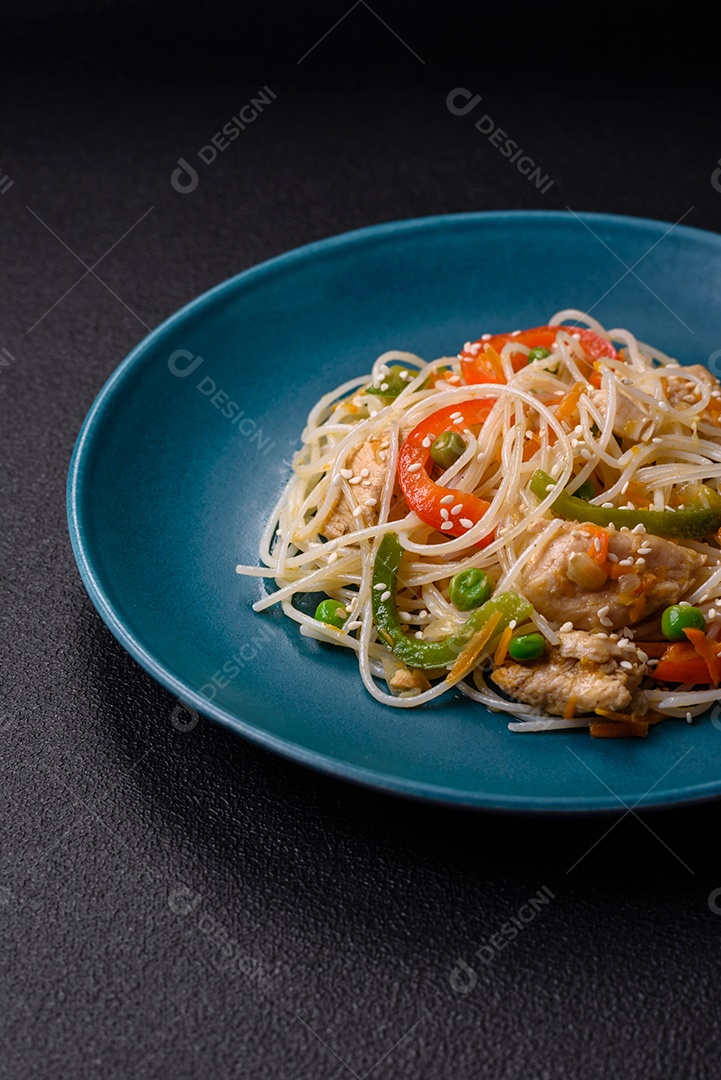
[360,468,370,477]
[453,416,463,424]
[407,462,422,473]
[399,370,410,380]
[600,615,614,626]
[686,712,693,723]
[450,411,463,420]
[422,437,432,448]
[602,502,616,510]
[652,437,663,444]
[380,383,389,392]
[441,508,450,520]
[378,450,388,461]
[525,430,535,440]
[637,650,649,662]
[451,504,464,515]
[594,537,602,552]
[481,333,491,341]
[460,518,474,529]
[346,621,362,631]
[546,484,555,493]
[508,620,517,630]
[340,468,353,479]
[618,557,634,567]
[398,611,413,622]
[710,608,718,619]
[373,582,385,590]
[632,523,646,534]
[328,551,339,563]
[440,494,454,505]
[415,630,424,639]
[352,506,364,517]
[608,552,619,562]
[620,660,634,670]
[349,476,362,485]
[679,601,692,607]
[380,590,391,602]
[440,521,454,531]
[559,621,574,633]
[362,479,371,486]
[621,481,630,494]
[638,545,652,555]
[365,498,377,506]
[419,610,429,619]
[598,605,610,618]
[447,374,461,384]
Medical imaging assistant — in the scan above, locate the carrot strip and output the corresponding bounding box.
[448,611,502,681]
[683,627,721,686]
[555,382,585,424]
[564,696,577,720]
[590,720,649,738]
[493,624,513,666]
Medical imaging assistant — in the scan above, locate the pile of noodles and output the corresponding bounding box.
[235,310,721,732]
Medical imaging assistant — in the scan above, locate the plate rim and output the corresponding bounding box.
[67,208,721,813]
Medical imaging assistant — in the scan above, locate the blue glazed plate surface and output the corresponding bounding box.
[67,211,721,811]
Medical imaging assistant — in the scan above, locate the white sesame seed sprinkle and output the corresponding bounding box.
[598,605,610,618]
[559,621,574,633]
[451,503,464,515]
[600,615,614,626]
[422,437,433,448]
[365,498,377,506]
[620,660,634,670]
[608,552,619,562]
[346,621,362,631]
[460,518,474,529]
[509,620,517,630]
[360,467,370,477]
[349,476,362,485]
[440,494,455,505]
[440,521,454,531]
[407,462,422,473]
[632,523,646,534]
[380,590,391,602]
[380,383,389,392]
[340,468,353,479]
[352,505,364,517]
[441,508,450,520]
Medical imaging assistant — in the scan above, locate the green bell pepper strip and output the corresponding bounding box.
[530,469,721,539]
[371,533,532,670]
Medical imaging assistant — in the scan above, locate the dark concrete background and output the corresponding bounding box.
[2,4,721,1077]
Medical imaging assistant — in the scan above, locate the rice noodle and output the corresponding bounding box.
[236,312,721,732]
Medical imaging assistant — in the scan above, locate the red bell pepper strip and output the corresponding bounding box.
[398,399,495,544]
[683,628,721,686]
[649,639,721,684]
[460,325,618,386]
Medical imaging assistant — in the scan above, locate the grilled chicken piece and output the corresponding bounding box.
[388,667,432,693]
[321,436,389,539]
[664,365,720,410]
[492,630,646,717]
[588,387,653,440]
[521,521,705,631]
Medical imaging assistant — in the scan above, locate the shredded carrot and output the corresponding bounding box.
[522,435,541,461]
[683,627,721,686]
[631,642,668,658]
[448,610,502,681]
[563,696,577,720]
[629,572,657,623]
[583,525,609,565]
[590,719,649,738]
[493,625,513,666]
[555,382,585,424]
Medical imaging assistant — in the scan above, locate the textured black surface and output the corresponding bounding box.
[4,6,721,1078]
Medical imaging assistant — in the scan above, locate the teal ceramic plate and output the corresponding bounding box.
[68,211,721,811]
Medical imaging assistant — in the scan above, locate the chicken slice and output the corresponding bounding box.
[492,630,646,717]
[664,364,720,409]
[321,436,389,539]
[521,521,705,631]
[587,387,653,440]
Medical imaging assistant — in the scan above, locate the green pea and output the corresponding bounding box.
[661,604,706,641]
[527,346,551,363]
[448,568,493,611]
[508,633,546,661]
[314,598,348,629]
[573,478,595,501]
[367,365,427,400]
[430,431,467,470]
